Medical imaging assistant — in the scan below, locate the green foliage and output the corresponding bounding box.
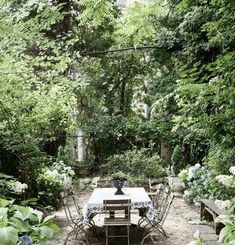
[105,147,166,179]
[179,163,212,206]
[110,171,128,181]
[0,173,28,200]
[204,146,235,175]
[179,162,235,206]
[218,220,235,245]
[36,160,75,209]
[37,171,62,210]
[188,230,205,245]
[171,145,187,174]
[0,198,59,244]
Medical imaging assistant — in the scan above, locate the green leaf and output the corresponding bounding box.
[39,226,54,239]
[219,226,230,243]
[9,217,30,232]
[0,227,18,245]
[13,206,29,220]
[45,223,60,233]
[0,199,14,208]
[20,198,38,206]
[42,215,54,224]
[32,226,54,240]
[0,208,8,217]
[29,208,43,223]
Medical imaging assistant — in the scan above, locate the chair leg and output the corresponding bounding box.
[140,232,151,245]
[64,229,76,245]
[127,225,130,245]
[105,225,108,245]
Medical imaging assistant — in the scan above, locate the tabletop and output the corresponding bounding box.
[83,187,154,224]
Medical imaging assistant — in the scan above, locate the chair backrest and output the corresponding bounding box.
[61,187,82,228]
[154,184,174,226]
[103,199,131,220]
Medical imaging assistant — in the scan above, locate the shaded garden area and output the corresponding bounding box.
[0,0,235,244]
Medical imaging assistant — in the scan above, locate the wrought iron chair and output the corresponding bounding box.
[139,184,174,245]
[103,199,131,245]
[61,187,91,245]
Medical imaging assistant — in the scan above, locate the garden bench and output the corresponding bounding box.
[200,199,224,235]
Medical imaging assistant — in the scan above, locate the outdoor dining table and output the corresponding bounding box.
[82,187,155,225]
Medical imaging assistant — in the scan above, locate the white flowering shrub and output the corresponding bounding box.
[37,160,75,209]
[215,200,231,211]
[0,173,28,199]
[179,163,235,207]
[215,166,235,188]
[8,180,28,194]
[179,163,212,207]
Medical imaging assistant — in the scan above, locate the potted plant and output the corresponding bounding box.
[111,171,128,195]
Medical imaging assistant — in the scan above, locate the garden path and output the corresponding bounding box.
[51,186,218,245]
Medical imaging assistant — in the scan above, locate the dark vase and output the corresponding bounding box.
[112,180,125,195]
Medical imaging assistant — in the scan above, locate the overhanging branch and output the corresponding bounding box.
[80,45,159,56]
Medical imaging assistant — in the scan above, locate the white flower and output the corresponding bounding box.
[45,169,59,177]
[216,215,235,222]
[215,199,231,211]
[229,166,235,175]
[187,167,195,181]
[12,181,28,193]
[215,175,234,187]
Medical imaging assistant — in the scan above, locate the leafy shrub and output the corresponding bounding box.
[218,219,235,245]
[37,160,75,209]
[105,147,166,179]
[179,164,235,207]
[215,167,235,245]
[0,173,28,200]
[171,145,187,174]
[179,163,212,206]
[0,198,59,245]
[37,170,63,210]
[205,146,235,175]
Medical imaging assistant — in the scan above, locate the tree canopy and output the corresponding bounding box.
[0,0,234,186]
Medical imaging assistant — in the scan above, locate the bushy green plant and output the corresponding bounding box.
[179,163,214,206]
[105,147,166,179]
[216,167,235,245]
[111,171,128,181]
[0,198,59,245]
[37,170,63,210]
[0,173,28,200]
[37,160,75,209]
[171,145,187,175]
[179,164,235,207]
[217,218,235,245]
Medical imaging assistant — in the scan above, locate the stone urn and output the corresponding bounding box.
[112,179,125,195]
[168,176,184,196]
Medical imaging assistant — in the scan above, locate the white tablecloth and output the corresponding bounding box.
[83,187,154,224]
